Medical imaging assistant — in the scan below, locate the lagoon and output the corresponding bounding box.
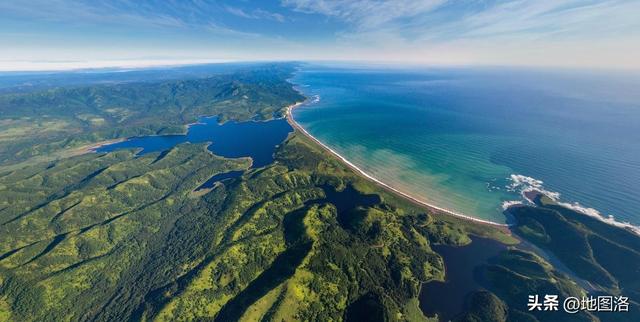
[419,237,506,321]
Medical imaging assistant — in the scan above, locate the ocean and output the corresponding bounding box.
[291,65,640,226]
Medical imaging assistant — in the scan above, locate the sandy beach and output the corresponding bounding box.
[285,100,511,229]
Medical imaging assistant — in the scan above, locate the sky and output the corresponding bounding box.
[0,0,639,71]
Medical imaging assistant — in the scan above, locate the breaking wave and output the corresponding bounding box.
[501,200,523,210]
[507,174,560,201]
[506,174,640,235]
[310,94,320,104]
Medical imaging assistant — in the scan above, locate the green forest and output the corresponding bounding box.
[1,64,638,322]
[0,64,303,166]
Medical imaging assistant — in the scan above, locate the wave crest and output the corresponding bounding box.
[501,200,523,210]
[506,174,640,235]
[507,174,560,201]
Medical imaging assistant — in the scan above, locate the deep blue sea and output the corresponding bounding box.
[292,65,640,225]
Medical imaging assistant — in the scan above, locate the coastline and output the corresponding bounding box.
[285,100,511,229]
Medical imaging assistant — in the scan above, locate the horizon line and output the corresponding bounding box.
[1,58,639,74]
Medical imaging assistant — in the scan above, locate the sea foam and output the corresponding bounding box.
[507,174,560,201]
[507,174,640,235]
[501,200,523,210]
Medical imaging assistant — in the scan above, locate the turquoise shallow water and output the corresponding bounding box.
[291,65,640,225]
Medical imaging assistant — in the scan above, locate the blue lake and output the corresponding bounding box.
[419,237,506,321]
[96,116,293,168]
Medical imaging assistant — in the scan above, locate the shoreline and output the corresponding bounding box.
[285,100,511,229]
[80,138,127,154]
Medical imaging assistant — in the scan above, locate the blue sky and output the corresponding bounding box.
[0,0,638,70]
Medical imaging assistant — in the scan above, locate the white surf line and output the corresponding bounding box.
[285,100,511,228]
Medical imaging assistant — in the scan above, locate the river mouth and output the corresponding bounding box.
[95,116,293,168]
[419,237,507,321]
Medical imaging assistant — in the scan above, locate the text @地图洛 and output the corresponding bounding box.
[528,294,630,313]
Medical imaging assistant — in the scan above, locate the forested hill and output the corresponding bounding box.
[0,64,303,166]
[0,63,508,321]
[2,64,638,322]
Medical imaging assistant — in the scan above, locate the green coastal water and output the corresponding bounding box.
[291,65,640,225]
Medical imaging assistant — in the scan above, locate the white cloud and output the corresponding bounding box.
[280,0,640,69]
[0,58,233,72]
[422,0,640,41]
[0,0,186,29]
[1,0,638,69]
[226,6,286,22]
[282,0,640,43]
[282,0,444,30]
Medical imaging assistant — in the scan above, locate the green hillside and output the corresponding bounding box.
[508,195,640,321]
[0,64,303,166]
[1,64,638,321]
